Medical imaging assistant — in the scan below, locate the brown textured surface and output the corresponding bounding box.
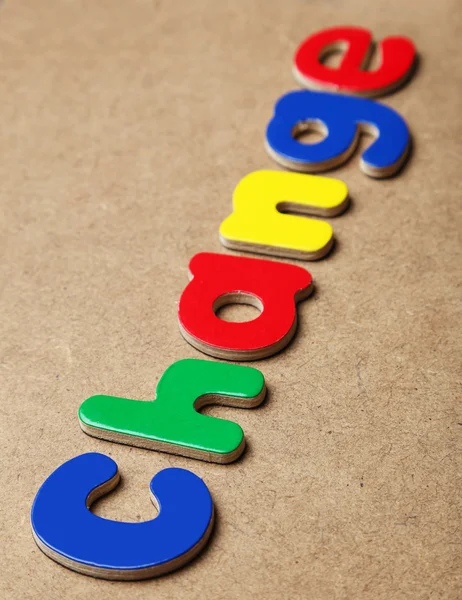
[0,1,461,598]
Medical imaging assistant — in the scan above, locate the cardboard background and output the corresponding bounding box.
[0,1,460,598]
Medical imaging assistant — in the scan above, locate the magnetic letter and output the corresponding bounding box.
[79,359,266,463]
[265,90,411,178]
[293,26,416,97]
[31,453,214,580]
[219,170,349,260]
[178,252,313,360]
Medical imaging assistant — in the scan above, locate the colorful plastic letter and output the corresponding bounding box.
[293,26,416,97]
[31,453,214,580]
[265,90,411,178]
[79,359,266,463]
[178,253,313,360]
[219,170,349,260]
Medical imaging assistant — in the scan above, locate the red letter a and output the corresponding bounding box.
[178,253,313,360]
